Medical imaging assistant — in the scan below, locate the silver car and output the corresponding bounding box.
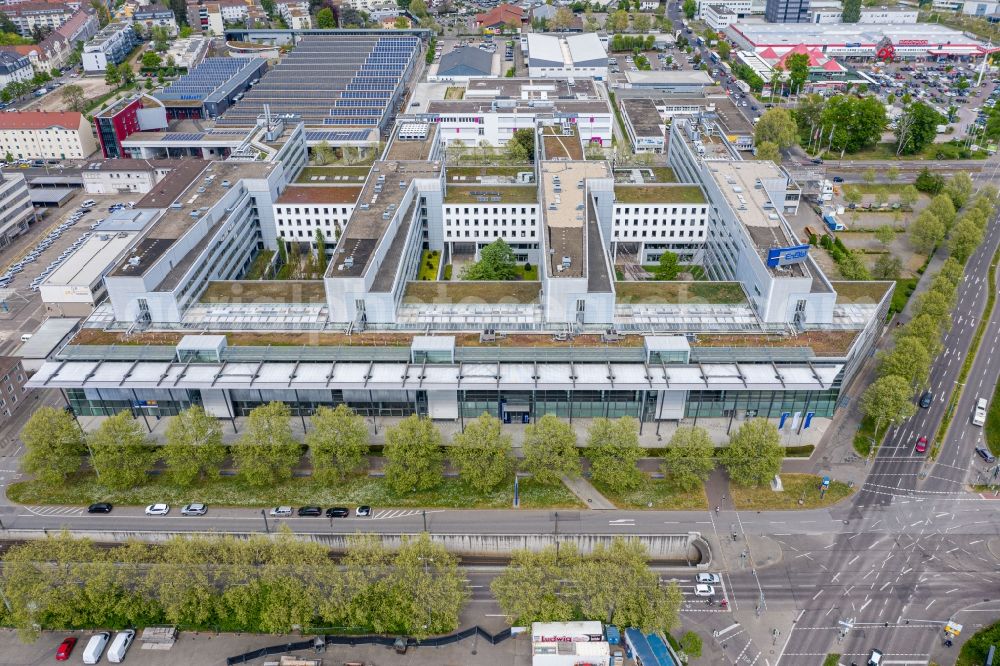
[181,503,207,516]
[269,506,293,517]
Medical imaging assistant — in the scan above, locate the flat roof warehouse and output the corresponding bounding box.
[729,22,989,55]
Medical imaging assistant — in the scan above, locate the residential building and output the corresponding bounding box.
[475,3,524,31]
[0,111,96,160]
[0,170,34,247]
[55,6,99,44]
[704,3,739,30]
[161,35,209,70]
[82,21,140,72]
[131,3,178,35]
[0,356,29,422]
[0,31,72,73]
[1,2,75,37]
[275,0,310,28]
[525,33,608,80]
[764,0,810,22]
[961,0,1000,15]
[422,78,613,148]
[93,94,167,159]
[0,51,32,88]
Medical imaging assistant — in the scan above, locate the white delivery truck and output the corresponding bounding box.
[82,632,111,664]
[972,398,988,427]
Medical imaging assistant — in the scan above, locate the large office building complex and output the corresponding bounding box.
[765,0,810,22]
[28,112,888,433]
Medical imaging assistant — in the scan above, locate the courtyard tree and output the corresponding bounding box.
[878,336,931,390]
[462,238,517,280]
[860,375,915,436]
[383,415,444,492]
[21,406,85,485]
[661,426,715,490]
[653,249,681,280]
[231,401,301,487]
[842,0,861,21]
[586,417,644,493]
[306,404,369,483]
[162,405,225,486]
[450,412,514,492]
[720,418,782,487]
[521,414,580,485]
[88,411,156,489]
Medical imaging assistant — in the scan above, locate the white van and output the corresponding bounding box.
[106,629,135,663]
[19,333,31,343]
[973,397,988,427]
[82,632,110,664]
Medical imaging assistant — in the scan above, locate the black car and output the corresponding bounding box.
[811,158,824,165]
[919,391,933,409]
[87,503,113,514]
[297,506,322,517]
[975,446,996,463]
[832,176,844,183]
[325,507,349,518]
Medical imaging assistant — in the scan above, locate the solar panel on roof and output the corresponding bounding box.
[162,133,205,141]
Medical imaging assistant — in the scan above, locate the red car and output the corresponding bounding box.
[55,637,76,661]
[915,436,928,454]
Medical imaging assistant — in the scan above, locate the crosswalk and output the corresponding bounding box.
[24,505,83,516]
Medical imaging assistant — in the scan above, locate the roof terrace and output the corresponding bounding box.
[540,159,609,279]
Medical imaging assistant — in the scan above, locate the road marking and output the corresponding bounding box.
[608,519,635,526]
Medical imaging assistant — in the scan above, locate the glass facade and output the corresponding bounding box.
[229,389,421,418]
[684,388,839,419]
[66,388,200,418]
[459,390,658,422]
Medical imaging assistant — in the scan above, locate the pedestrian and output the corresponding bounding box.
[715,505,720,514]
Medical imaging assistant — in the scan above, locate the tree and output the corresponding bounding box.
[394,16,409,28]
[939,256,965,287]
[505,127,535,162]
[682,0,696,18]
[819,94,886,153]
[316,7,335,27]
[754,108,798,150]
[21,406,85,485]
[231,402,301,487]
[872,253,902,280]
[949,217,984,264]
[927,194,957,230]
[521,414,580,485]
[844,187,862,206]
[119,64,135,87]
[899,184,920,208]
[104,63,120,87]
[874,224,896,247]
[585,417,643,493]
[785,52,810,93]
[895,102,941,156]
[305,404,369,483]
[491,545,577,624]
[909,210,945,255]
[162,406,225,486]
[754,140,781,164]
[314,227,327,272]
[462,238,517,280]
[653,250,680,280]
[717,40,731,60]
[863,167,877,184]
[886,165,899,182]
[842,0,861,21]
[897,313,944,358]
[943,172,973,210]
[151,26,169,52]
[661,426,715,491]
[88,411,155,489]
[141,50,162,70]
[313,140,335,166]
[878,337,930,389]
[860,375,916,434]
[383,415,444,492]
[720,418,782,487]
[607,9,629,32]
[450,412,514,492]
[632,13,651,32]
[914,167,944,195]
[179,24,193,38]
[552,6,574,30]
[680,631,703,659]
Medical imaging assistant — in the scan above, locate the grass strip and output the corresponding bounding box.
[730,474,854,510]
[591,477,708,510]
[933,241,999,458]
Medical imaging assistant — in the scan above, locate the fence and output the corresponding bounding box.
[225,626,512,665]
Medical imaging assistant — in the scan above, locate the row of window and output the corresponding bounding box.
[617,206,708,215]
[446,229,535,239]
[615,218,705,227]
[276,206,354,215]
[615,229,704,239]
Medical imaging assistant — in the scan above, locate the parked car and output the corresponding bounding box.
[106,629,135,663]
[356,505,372,517]
[297,506,322,517]
[270,506,293,517]
[696,573,721,584]
[55,636,77,661]
[694,584,715,597]
[82,632,110,665]
[325,507,349,518]
[144,503,169,516]
[975,446,996,463]
[181,503,207,516]
[87,503,112,514]
[867,648,883,666]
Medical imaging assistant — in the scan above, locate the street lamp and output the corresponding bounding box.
[261,509,270,534]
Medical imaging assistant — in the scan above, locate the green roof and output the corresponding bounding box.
[444,185,538,204]
[615,281,747,305]
[200,280,327,304]
[403,281,541,304]
[614,184,706,204]
[832,281,895,304]
[295,166,370,184]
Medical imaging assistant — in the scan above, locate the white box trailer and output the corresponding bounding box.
[531,621,605,643]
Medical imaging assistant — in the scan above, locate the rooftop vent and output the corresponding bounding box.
[343,256,354,269]
[561,256,571,269]
[221,180,230,188]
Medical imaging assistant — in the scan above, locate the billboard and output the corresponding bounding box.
[766,244,810,268]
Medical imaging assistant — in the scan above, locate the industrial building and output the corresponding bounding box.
[155,57,268,120]
[27,110,889,433]
[215,34,420,131]
[524,33,608,80]
[431,46,494,81]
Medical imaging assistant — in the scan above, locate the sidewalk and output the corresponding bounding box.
[560,475,616,509]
